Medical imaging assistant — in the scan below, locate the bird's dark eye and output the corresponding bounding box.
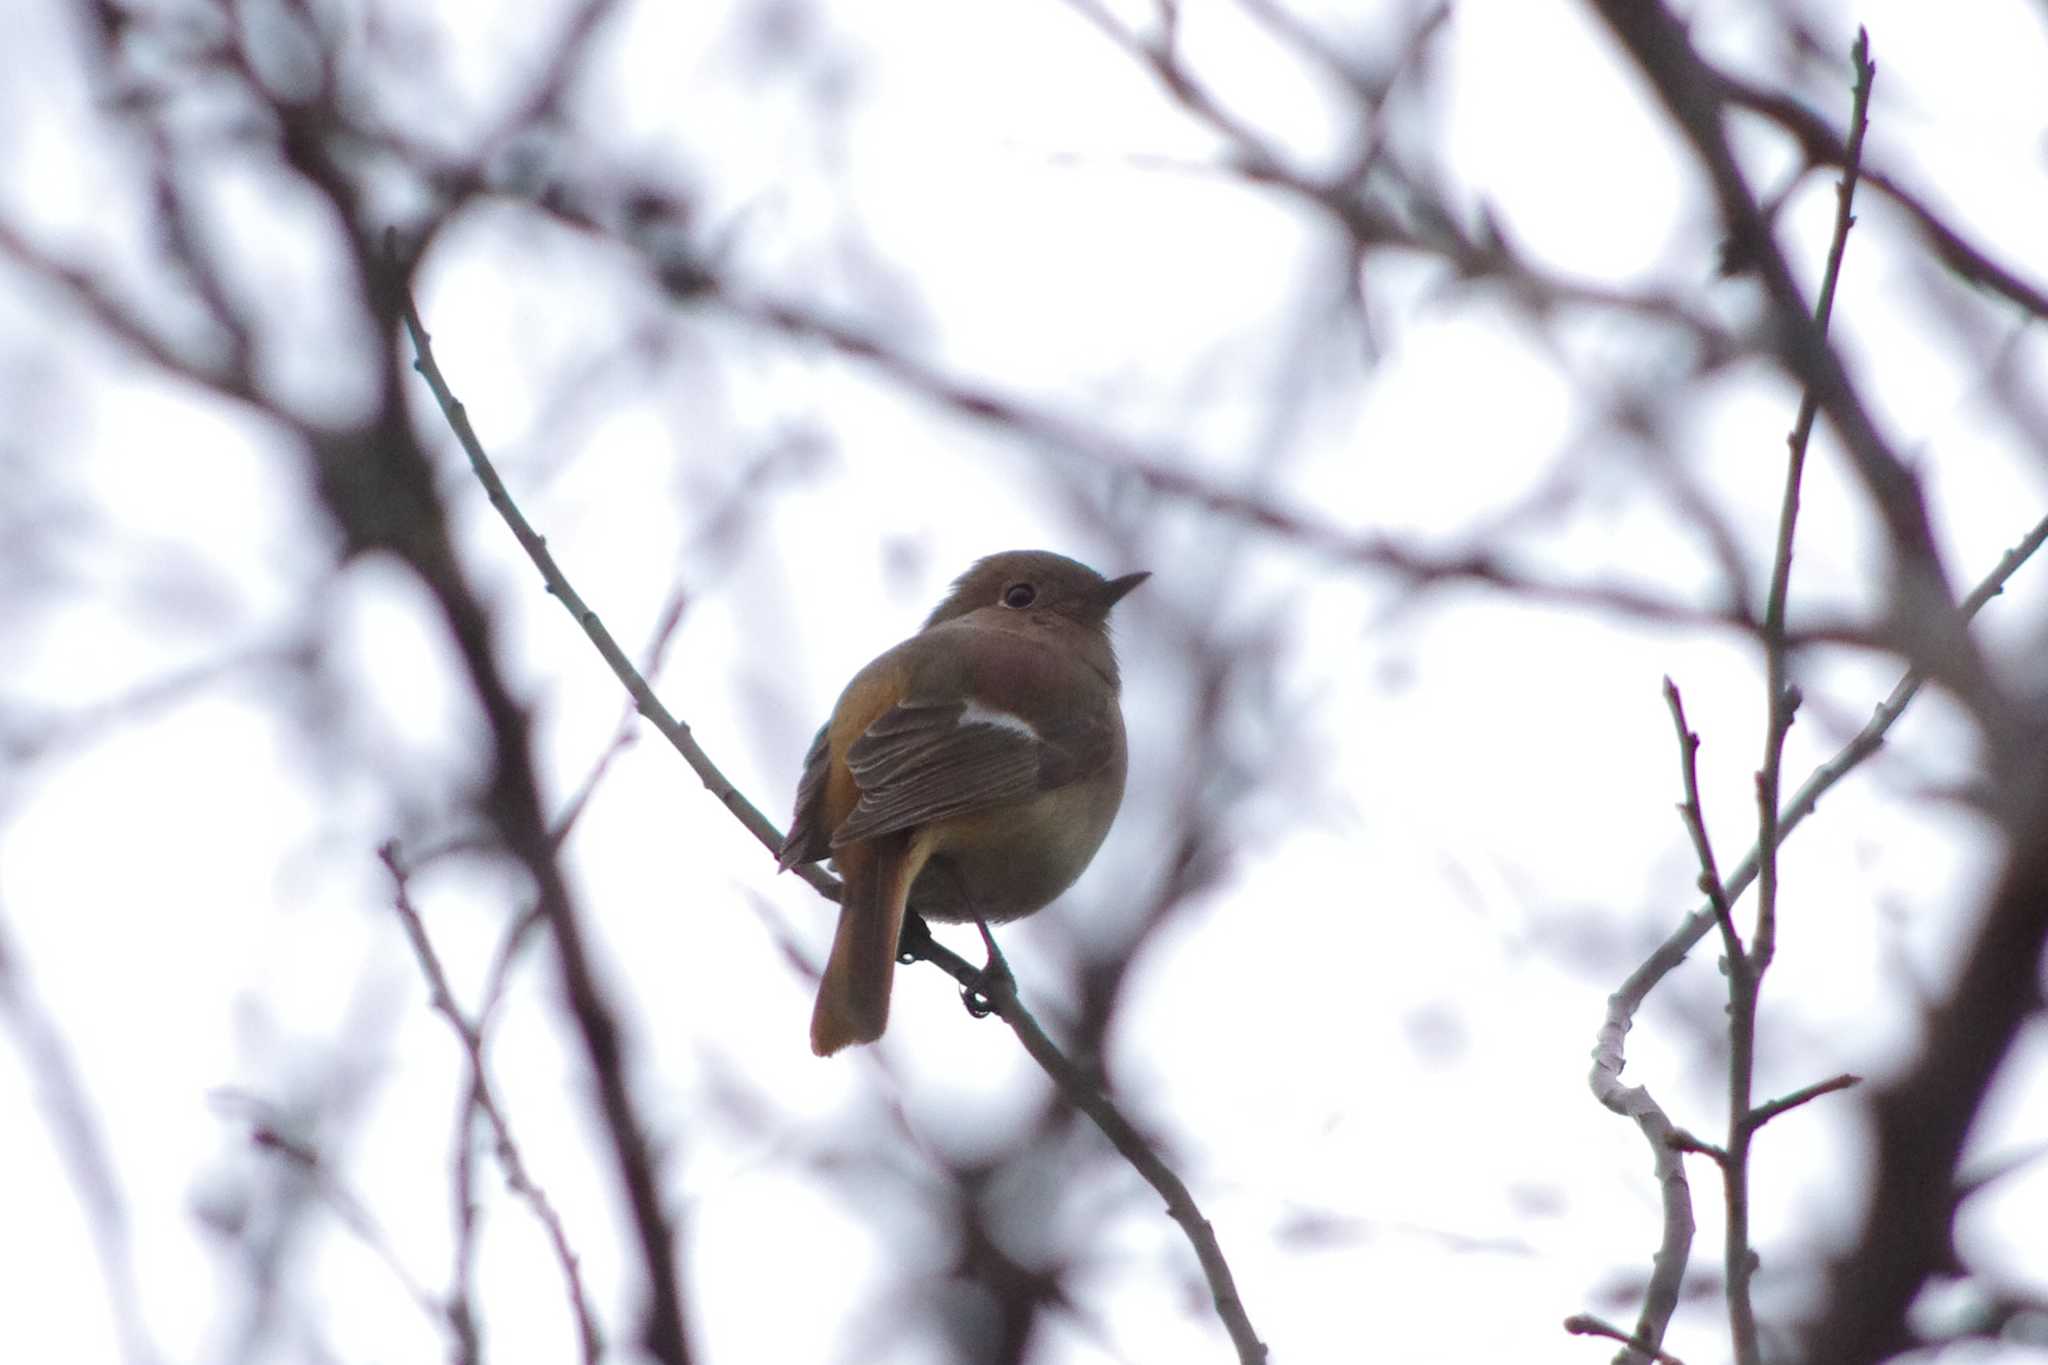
[1002,582,1037,609]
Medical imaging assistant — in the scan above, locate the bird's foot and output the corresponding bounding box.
[895,911,936,966]
[960,919,1013,1018]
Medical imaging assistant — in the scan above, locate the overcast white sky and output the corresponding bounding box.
[5,1,2048,1362]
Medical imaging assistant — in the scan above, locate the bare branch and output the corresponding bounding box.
[727,292,1790,639]
[397,270,1266,1363]
[1587,966,1698,1363]
[1592,378,2048,1365]
[390,234,827,900]
[1797,783,2048,1363]
[937,926,1267,1365]
[1660,677,1742,959]
[1579,433,2048,1345]
[1715,38,1877,1365]
[1709,71,2048,325]
[1745,1073,1862,1134]
[310,209,695,1359]
[1756,25,1873,977]
[0,912,162,1365]
[1582,1,1999,725]
[1667,1129,1729,1166]
[1564,1312,1693,1365]
[214,1089,449,1339]
[0,218,247,400]
[379,843,603,1365]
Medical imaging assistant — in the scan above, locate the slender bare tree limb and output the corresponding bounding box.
[213,1088,450,1339]
[2,33,705,1355]
[726,291,1804,641]
[390,235,832,902]
[1713,40,1875,1364]
[1746,1073,1862,1134]
[1755,28,1872,978]
[1598,41,1891,1364]
[1667,1129,1728,1165]
[0,218,249,401]
[343,317,695,1362]
[262,118,700,1351]
[1708,70,2048,325]
[1564,1312,1693,1365]
[1584,464,2048,1365]
[932,925,1268,1364]
[1796,781,2048,1364]
[0,913,162,1365]
[379,843,603,1365]
[1582,3,2001,727]
[1661,678,1741,957]
[394,262,1267,1364]
[984,969,1267,1364]
[447,1084,484,1365]
[1586,940,1699,1363]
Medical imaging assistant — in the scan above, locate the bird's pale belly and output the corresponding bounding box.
[907,778,1124,923]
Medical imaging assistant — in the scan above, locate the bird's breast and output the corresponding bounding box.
[908,769,1126,923]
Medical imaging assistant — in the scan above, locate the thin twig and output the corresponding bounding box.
[0,218,252,402]
[0,914,162,1365]
[448,1078,483,1365]
[214,1090,449,1336]
[1565,1313,1693,1365]
[1709,70,2048,326]
[729,292,1822,642]
[389,233,834,904]
[1757,27,1873,977]
[1746,1073,1862,1134]
[357,237,694,1362]
[1798,789,2048,1362]
[550,578,691,846]
[552,717,640,850]
[1667,1129,1729,1165]
[379,843,603,1365]
[1588,506,2048,1364]
[1583,1,1999,728]
[1725,41,1874,1365]
[1588,964,1699,1363]
[931,932,1269,1364]
[1661,677,1742,960]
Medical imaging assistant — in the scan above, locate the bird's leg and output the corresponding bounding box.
[960,918,1013,1019]
[903,862,1010,1018]
[895,910,936,965]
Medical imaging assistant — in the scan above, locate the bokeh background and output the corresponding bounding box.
[4,1,2047,1362]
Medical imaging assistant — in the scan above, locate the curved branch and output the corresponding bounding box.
[395,256,1267,1364]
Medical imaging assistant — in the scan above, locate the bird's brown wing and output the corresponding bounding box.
[786,622,1121,858]
[776,721,835,870]
[829,698,1047,848]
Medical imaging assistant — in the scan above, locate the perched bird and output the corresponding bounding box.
[778,550,1147,1055]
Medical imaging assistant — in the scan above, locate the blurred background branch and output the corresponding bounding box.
[4,1,2047,1362]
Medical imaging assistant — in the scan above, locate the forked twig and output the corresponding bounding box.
[1578,33,2039,1365]
[378,843,602,1365]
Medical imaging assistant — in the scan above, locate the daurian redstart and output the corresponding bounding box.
[779,550,1146,1055]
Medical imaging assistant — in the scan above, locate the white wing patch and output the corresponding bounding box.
[958,700,1039,741]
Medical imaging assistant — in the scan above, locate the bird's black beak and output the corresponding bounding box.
[1096,570,1150,612]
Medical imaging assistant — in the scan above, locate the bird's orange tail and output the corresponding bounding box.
[810,834,929,1055]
